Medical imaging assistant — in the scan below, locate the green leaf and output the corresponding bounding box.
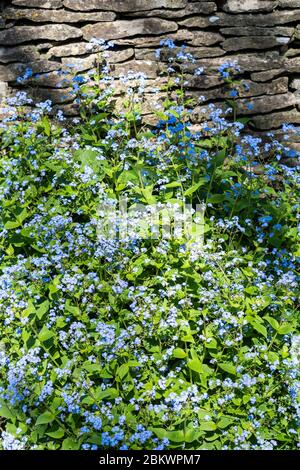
[4,220,21,230]
[207,194,226,204]
[199,421,217,432]
[36,411,55,426]
[252,321,268,338]
[184,178,206,197]
[264,315,279,331]
[36,300,49,320]
[187,358,203,374]
[46,428,65,439]
[185,428,204,443]
[218,416,235,429]
[277,324,294,335]
[219,363,236,375]
[117,363,129,380]
[42,116,51,136]
[165,430,185,443]
[38,326,54,342]
[172,348,186,359]
[0,403,15,420]
[205,338,217,349]
[61,438,80,450]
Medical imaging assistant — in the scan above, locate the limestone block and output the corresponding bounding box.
[3,8,116,23]
[63,0,187,12]
[82,19,178,41]
[0,25,82,45]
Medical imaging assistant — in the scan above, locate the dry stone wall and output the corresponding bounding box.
[0,0,300,138]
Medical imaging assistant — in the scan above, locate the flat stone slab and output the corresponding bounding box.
[0,60,59,82]
[179,17,215,28]
[63,0,187,12]
[221,36,286,51]
[237,93,299,115]
[190,52,283,74]
[251,110,300,130]
[0,25,82,44]
[113,60,159,79]
[136,46,225,61]
[220,26,295,36]
[129,2,216,17]
[3,8,116,23]
[223,1,275,13]
[82,19,178,41]
[188,32,224,46]
[12,0,63,7]
[114,30,194,47]
[250,69,284,82]
[210,10,300,26]
[0,46,40,63]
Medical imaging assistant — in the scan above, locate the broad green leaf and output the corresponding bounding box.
[199,421,217,432]
[252,321,268,338]
[187,358,203,374]
[172,348,186,359]
[38,326,54,342]
[219,363,236,375]
[36,411,55,426]
[277,324,294,335]
[46,428,65,439]
[117,363,129,380]
[61,438,80,450]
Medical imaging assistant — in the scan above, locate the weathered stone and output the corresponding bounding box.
[199,78,288,101]
[284,57,300,72]
[221,36,282,51]
[0,66,17,82]
[26,71,72,88]
[278,0,300,7]
[187,75,221,90]
[0,46,40,64]
[63,0,187,12]
[82,19,178,41]
[62,55,98,73]
[190,52,283,74]
[209,11,300,27]
[114,30,194,47]
[60,49,135,71]
[113,60,158,79]
[135,46,224,61]
[295,27,300,40]
[0,80,8,100]
[223,0,274,13]
[220,27,295,37]
[188,32,223,46]
[285,48,300,57]
[237,93,299,115]
[0,60,59,82]
[48,43,134,63]
[129,2,216,17]
[47,43,91,58]
[12,0,62,7]
[3,8,116,23]
[32,87,75,104]
[108,49,136,63]
[0,25,82,45]
[291,79,300,90]
[179,17,214,28]
[251,110,300,130]
[250,69,283,82]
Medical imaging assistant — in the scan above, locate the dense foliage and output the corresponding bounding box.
[0,40,299,450]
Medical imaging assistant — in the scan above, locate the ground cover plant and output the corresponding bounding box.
[0,39,299,450]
